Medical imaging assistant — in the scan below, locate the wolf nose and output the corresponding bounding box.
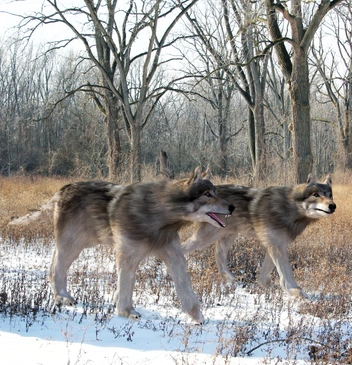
[329,203,336,212]
[228,204,235,214]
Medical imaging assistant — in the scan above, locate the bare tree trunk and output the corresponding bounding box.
[247,108,256,177]
[130,123,142,182]
[104,91,121,180]
[346,74,352,166]
[288,50,313,182]
[253,99,266,181]
[224,0,268,182]
[159,150,174,179]
[264,0,344,182]
[217,85,228,174]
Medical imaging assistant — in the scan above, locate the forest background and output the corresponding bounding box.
[0,0,351,184]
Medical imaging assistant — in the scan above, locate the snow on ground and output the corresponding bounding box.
[0,299,309,365]
[0,239,350,364]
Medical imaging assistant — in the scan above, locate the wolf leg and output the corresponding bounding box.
[265,243,306,298]
[49,245,81,306]
[215,236,237,283]
[114,246,148,320]
[159,239,204,324]
[258,251,275,287]
[182,223,224,254]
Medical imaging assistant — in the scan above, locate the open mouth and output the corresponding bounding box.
[315,208,333,215]
[206,213,227,227]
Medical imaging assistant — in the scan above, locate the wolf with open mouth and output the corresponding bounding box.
[10,167,234,323]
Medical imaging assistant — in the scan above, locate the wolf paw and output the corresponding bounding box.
[188,306,204,325]
[55,293,77,307]
[258,276,272,288]
[221,271,237,284]
[288,287,307,299]
[128,309,142,320]
[192,313,205,325]
[117,308,141,320]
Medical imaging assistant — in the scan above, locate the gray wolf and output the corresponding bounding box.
[182,175,336,298]
[9,167,234,323]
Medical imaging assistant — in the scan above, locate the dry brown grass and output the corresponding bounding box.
[0,176,72,244]
[291,183,352,320]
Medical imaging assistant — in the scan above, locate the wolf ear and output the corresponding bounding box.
[306,174,316,185]
[323,174,332,186]
[186,166,203,185]
[202,165,211,180]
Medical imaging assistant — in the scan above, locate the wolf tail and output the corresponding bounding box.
[9,191,61,226]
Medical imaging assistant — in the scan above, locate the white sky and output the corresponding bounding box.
[0,0,81,45]
[0,0,183,60]
[0,0,349,79]
[1,1,44,35]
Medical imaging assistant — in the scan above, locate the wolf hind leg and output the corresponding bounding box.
[215,236,237,283]
[258,251,275,288]
[49,244,82,306]
[159,239,204,324]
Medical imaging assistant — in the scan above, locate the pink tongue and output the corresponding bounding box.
[207,213,225,227]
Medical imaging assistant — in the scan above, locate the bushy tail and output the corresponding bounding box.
[9,191,61,226]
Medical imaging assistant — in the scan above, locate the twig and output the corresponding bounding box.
[246,336,337,356]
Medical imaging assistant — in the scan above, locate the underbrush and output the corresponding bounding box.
[0,176,352,364]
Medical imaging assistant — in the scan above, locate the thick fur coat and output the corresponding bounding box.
[182,175,336,298]
[10,168,234,323]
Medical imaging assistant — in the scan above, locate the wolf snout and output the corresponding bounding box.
[329,202,336,213]
[228,204,235,214]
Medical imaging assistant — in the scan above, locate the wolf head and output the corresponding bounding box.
[297,174,336,219]
[179,166,235,227]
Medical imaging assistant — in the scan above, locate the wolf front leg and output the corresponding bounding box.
[215,236,237,283]
[261,231,307,299]
[159,238,204,324]
[114,242,150,320]
[182,222,224,254]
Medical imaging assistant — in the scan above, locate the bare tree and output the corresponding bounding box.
[181,30,239,175]
[183,0,270,180]
[159,150,174,179]
[0,40,56,175]
[264,0,345,182]
[0,35,114,177]
[311,4,352,170]
[263,55,292,179]
[19,0,199,182]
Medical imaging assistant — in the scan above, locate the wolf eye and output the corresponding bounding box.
[204,191,211,197]
[313,192,319,197]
